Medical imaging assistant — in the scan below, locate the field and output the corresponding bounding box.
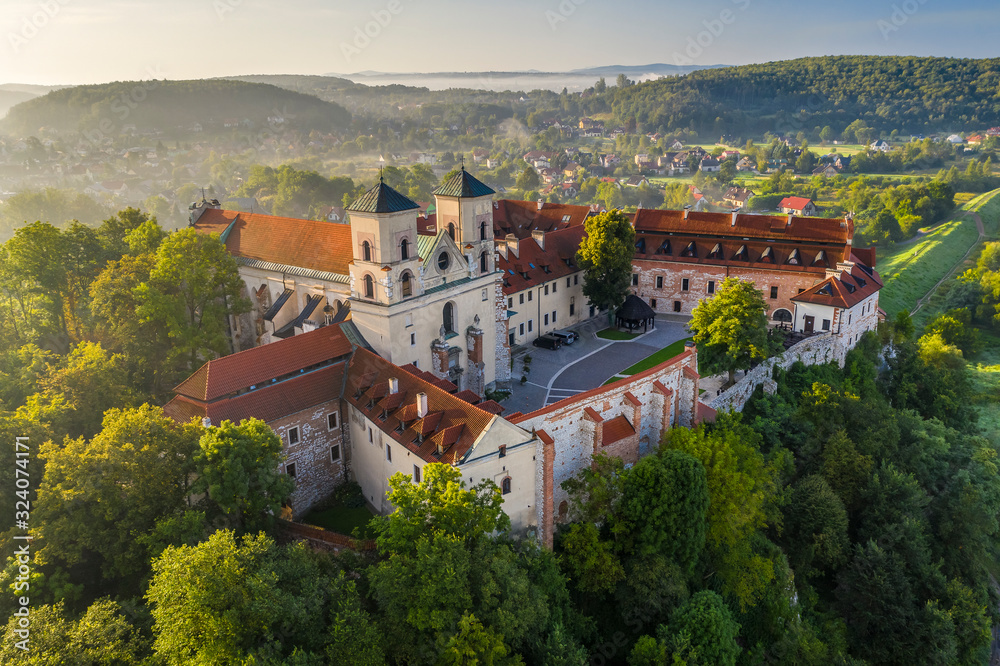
[875,190,999,318]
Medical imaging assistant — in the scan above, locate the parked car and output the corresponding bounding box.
[532,334,563,350]
[551,329,578,345]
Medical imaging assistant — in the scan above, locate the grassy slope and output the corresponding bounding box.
[875,189,999,317]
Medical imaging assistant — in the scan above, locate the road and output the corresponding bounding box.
[500,315,691,415]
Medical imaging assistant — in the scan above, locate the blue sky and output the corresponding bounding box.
[2,0,997,85]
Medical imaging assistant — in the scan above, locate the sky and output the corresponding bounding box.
[1,0,998,85]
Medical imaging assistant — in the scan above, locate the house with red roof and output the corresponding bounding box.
[778,196,817,216]
[163,324,355,518]
[791,257,883,351]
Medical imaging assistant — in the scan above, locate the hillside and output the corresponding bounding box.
[609,55,1000,135]
[0,79,351,136]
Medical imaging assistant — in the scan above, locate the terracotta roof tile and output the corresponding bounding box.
[344,348,496,465]
[193,209,353,276]
[164,363,345,426]
[624,391,641,406]
[173,324,353,401]
[492,200,593,239]
[498,225,586,295]
[791,262,883,309]
[584,406,604,423]
[602,415,635,446]
[536,428,554,446]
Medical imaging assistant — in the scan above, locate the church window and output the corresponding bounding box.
[480,222,487,240]
[400,272,412,298]
[448,223,456,240]
[480,251,488,274]
[501,477,511,495]
[443,302,455,335]
[363,274,374,299]
[362,240,372,262]
[438,252,450,271]
[400,238,409,260]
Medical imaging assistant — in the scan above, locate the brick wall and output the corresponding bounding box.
[519,350,698,547]
[269,400,347,519]
[631,259,821,319]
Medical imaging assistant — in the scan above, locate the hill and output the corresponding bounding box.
[608,55,1000,136]
[0,79,351,136]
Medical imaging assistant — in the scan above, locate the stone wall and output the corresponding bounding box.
[516,348,699,547]
[708,332,841,414]
[269,401,347,519]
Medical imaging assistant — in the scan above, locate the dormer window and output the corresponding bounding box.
[733,245,749,262]
[786,248,801,265]
[681,242,697,258]
[812,251,827,267]
[635,238,646,253]
[707,243,724,260]
[758,246,775,264]
[656,239,671,254]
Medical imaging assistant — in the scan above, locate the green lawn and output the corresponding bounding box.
[597,328,640,341]
[302,501,376,538]
[876,197,992,317]
[970,335,1000,446]
[620,337,695,375]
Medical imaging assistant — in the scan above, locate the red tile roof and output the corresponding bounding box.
[164,363,345,426]
[344,348,497,465]
[602,415,636,446]
[193,208,353,275]
[174,324,353,401]
[632,209,856,276]
[493,200,593,239]
[791,261,883,309]
[779,196,813,211]
[498,224,586,296]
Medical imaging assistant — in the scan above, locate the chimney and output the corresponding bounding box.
[786,213,794,227]
[416,392,428,418]
[731,211,738,227]
[537,199,544,211]
[532,229,545,250]
[388,377,399,394]
[505,233,519,259]
[497,241,507,260]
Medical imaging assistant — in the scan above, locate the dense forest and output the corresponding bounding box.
[608,56,1000,137]
[1,80,352,136]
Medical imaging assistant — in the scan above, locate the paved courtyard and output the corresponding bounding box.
[500,314,693,415]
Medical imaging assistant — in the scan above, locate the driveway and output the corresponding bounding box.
[501,314,691,415]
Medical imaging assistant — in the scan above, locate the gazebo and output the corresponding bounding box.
[616,294,656,333]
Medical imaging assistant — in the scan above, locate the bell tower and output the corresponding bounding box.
[346,177,421,305]
[432,166,497,277]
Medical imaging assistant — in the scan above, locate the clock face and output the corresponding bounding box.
[438,252,450,271]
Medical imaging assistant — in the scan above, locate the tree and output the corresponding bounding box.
[0,599,145,665]
[782,475,849,577]
[576,210,636,318]
[192,418,294,532]
[796,150,817,174]
[147,531,373,664]
[613,450,709,570]
[631,591,741,666]
[134,228,249,375]
[515,166,540,192]
[689,277,777,385]
[662,417,779,608]
[923,308,981,355]
[34,405,201,597]
[819,126,834,144]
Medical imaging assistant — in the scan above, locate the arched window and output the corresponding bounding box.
[448,223,456,240]
[501,477,511,495]
[400,272,412,298]
[400,238,409,260]
[479,251,488,274]
[438,252,450,271]
[363,274,374,299]
[443,302,454,334]
[772,308,793,323]
[362,240,372,262]
[480,222,487,241]
[558,500,569,521]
